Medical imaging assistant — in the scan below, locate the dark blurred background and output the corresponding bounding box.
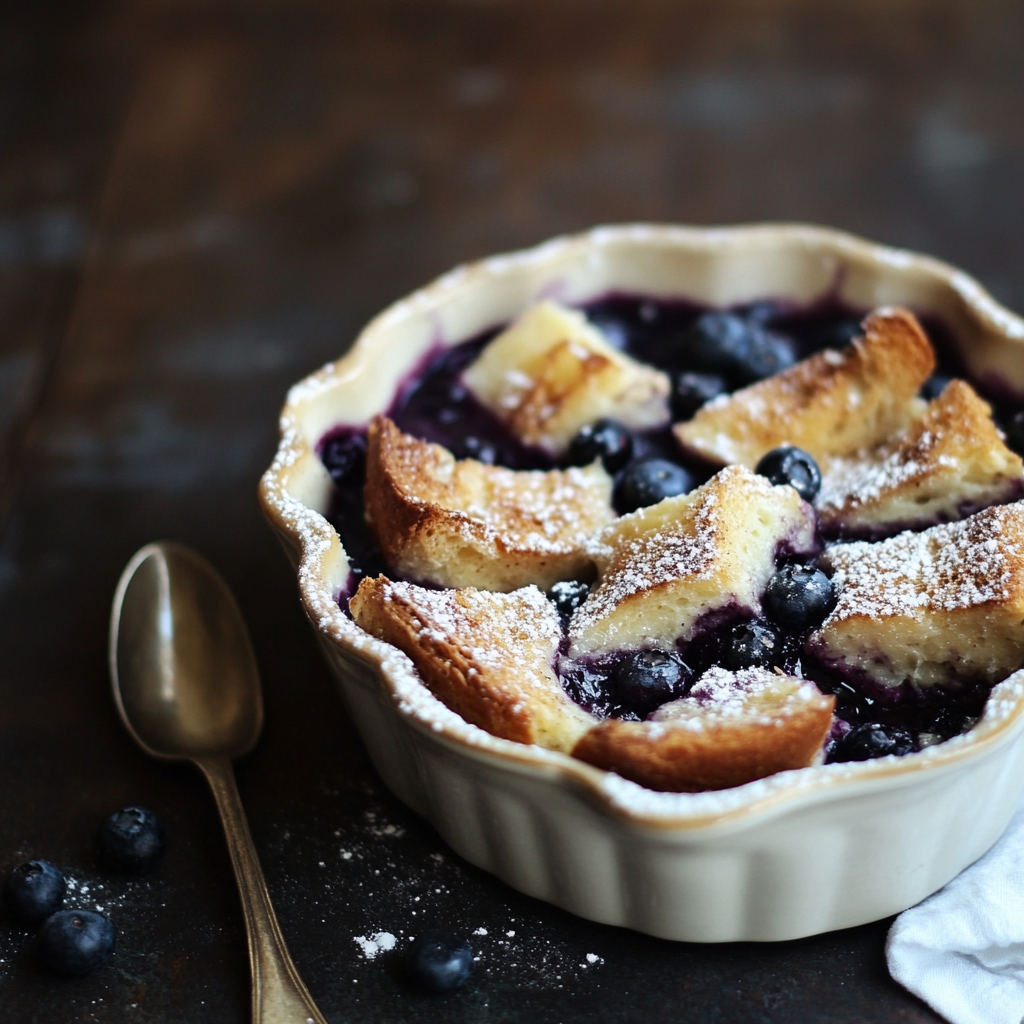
[0,2,1020,1021]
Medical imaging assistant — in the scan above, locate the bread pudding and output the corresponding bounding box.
[572,667,834,792]
[363,415,614,591]
[815,379,1024,539]
[462,300,671,455]
[808,503,1024,689]
[673,308,933,468]
[321,293,1024,792]
[566,466,817,658]
[350,577,595,751]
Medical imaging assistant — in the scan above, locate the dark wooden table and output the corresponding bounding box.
[3,0,1023,1020]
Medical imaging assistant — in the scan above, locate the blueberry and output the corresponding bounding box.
[671,372,727,421]
[587,313,629,350]
[612,650,692,716]
[721,621,783,671]
[615,458,694,513]
[683,312,796,386]
[755,446,821,502]
[742,300,783,325]
[920,374,953,401]
[37,910,116,975]
[813,318,863,349]
[763,565,836,630]
[684,312,748,375]
[437,385,469,424]
[320,432,367,485]
[405,929,473,993]
[568,419,633,473]
[1006,411,1024,457]
[638,300,659,323]
[97,807,165,870]
[547,580,590,627]
[4,860,66,925]
[831,722,915,762]
[454,436,497,464]
[741,330,797,381]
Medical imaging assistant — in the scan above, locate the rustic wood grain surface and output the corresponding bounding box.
[2,0,1023,1020]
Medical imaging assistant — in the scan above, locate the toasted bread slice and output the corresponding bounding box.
[364,416,614,591]
[807,502,1024,688]
[463,300,671,456]
[674,308,935,468]
[817,380,1024,539]
[350,577,596,751]
[572,667,834,791]
[567,465,818,658]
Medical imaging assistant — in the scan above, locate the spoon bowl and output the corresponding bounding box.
[110,542,262,761]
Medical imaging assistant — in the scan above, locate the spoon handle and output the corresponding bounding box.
[196,756,329,1024]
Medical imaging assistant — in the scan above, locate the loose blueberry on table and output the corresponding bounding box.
[37,909,116,975]
[404,929,474,993]
[97,806,166,870]
[322,294,1004,768]
[4,859,66,925]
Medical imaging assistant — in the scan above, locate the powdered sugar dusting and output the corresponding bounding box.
[822,503,1024,622]
[461,463,613,553]
[573,491,718,632]
[568,466,816,655]
[818,433,952,513]
[690,665,818,712]
[652,666,824,728]
[379,420,614,555]
[816,379,1024,532]
[353,931,397,959]
[572,472,776,636]
[371,579,562,678]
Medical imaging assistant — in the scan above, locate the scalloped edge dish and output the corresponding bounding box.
[260,223,1024,941]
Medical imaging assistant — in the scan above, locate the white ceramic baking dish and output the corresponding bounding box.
[259,223,1024,942]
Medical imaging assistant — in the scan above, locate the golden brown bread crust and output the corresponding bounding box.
[363,416,614,591]
[674,308,935,468]
[817,379,1024,537]
[462,300,671,455]
[572,668,834,792]
[349,576,596,751]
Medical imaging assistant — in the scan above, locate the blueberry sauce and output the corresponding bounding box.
[320,294,1014,759]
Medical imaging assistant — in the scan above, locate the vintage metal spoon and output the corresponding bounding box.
[109,541,328,1024]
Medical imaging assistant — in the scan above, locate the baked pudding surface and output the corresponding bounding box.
[318,289,1024,791]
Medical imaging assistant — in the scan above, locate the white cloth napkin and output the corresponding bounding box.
[887,801,1024,1024]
